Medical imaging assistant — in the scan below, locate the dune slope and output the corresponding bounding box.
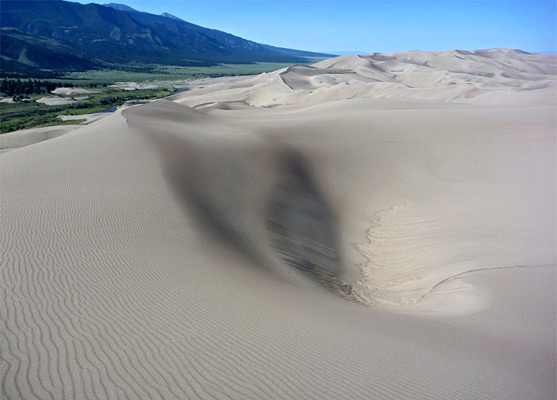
[173,48,556,107]
[1,50,556,399]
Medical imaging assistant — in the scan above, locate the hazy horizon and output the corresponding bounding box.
[67,0,557,54]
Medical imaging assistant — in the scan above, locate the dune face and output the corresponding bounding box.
[265,150,350,294]
[1,50,556,399]
[0,125,81,150]
[173,48,556,108]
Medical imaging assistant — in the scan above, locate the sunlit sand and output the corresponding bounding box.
[1,49,555,399]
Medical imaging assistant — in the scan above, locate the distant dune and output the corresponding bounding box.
[51,88,96,96]
[173,48,556,108]
[1,49,555,399]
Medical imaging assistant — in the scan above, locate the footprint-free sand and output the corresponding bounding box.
[1,49,555,399]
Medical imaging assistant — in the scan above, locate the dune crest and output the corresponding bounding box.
[1,50,555,399]
[173,48,556,108]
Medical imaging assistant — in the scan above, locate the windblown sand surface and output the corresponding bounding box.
[36,96,79,106]
[58,111,112,124]
[51,88,97,96]
[174,48,556,108]
[0,125,82,150]
[1,49,556,399]
[110,82,160,91]
[0,113,112,152]
[37,90,93,105]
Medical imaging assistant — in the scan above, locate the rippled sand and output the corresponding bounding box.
[1,49,555,399]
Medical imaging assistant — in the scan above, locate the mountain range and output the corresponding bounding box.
[0,0,332,76]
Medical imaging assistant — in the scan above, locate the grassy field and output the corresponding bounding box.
[0,87,172,133]
[54,62,295,85]
[0,62,293,133]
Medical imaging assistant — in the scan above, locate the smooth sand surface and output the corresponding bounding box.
[110,82,160,91]
[0,112,112,151]
[171,48,556,108]
[36,97,78,106]
[1,49,556,399]
[51,88,97,96]
[0,125,82,150]
[58,112,112,124]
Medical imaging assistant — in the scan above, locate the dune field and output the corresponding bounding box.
[1,49,556,399]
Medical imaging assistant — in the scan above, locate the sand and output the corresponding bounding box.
[51,88,96,96]
[110,82,161,91]
[1,49,555,399]
[36,96,78,106]
[57,112,112,124]
[171,48,556,108]
[0,125,82,150]
[0,113,112,151]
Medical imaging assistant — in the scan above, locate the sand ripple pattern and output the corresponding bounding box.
[174,49,557,109]
[1,106,554,399]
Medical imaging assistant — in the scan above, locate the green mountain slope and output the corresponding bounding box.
[1,0,331,75]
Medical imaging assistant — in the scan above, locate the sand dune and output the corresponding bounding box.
[0,125,82,150]
[110,82,160,90]
[58,111,112,124]
[1,50,556,399]
[172,48,556,108]
[36,96,79,105]
[51,88,97,96]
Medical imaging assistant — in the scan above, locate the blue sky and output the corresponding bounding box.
[71,1,557,54]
